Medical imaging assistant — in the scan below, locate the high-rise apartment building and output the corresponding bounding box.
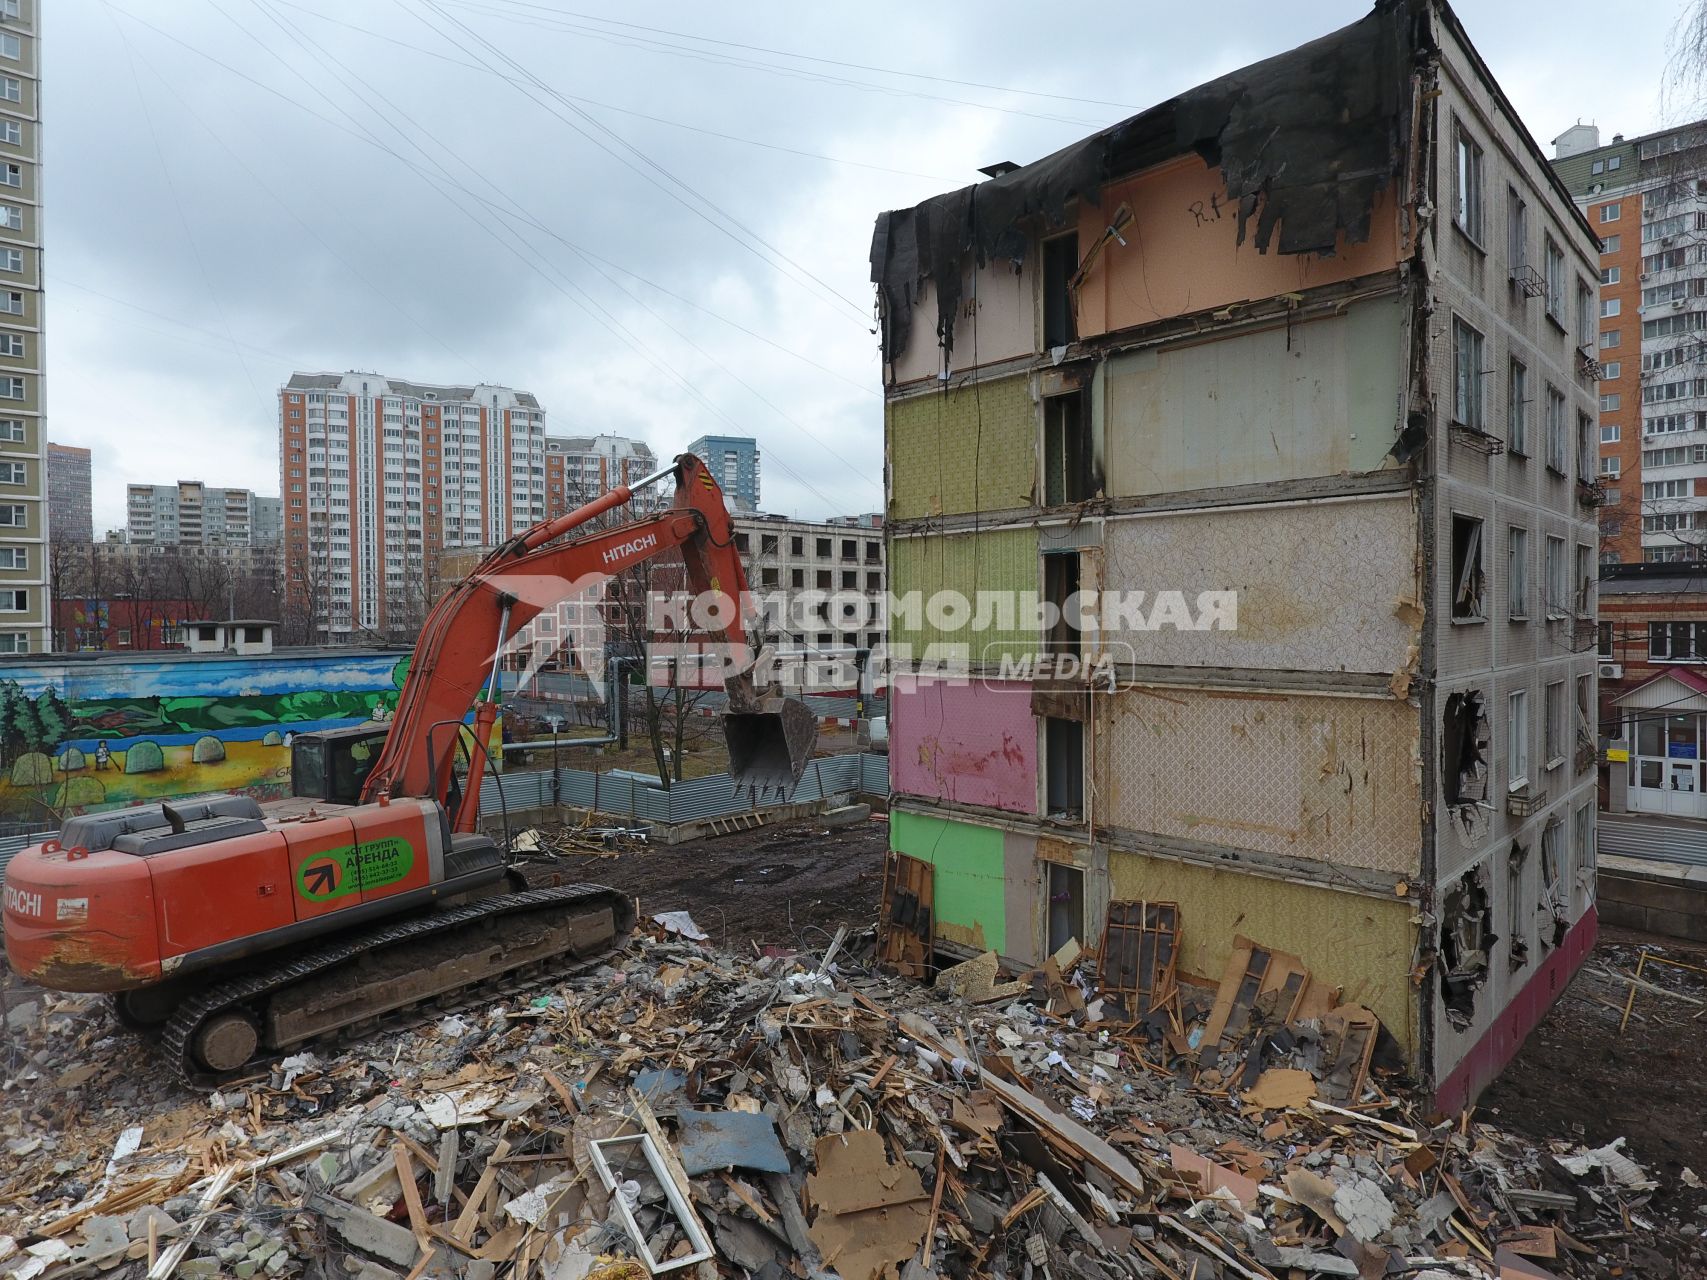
[46,443,90,544]
[874,2,1600,1108]
[545,433,664,516]
[685,435,760,510]
[0,2,44,654]
[126,481,271,547]
[250,495,282,547]
[1551,122,1707,568]
[280,373,547,640]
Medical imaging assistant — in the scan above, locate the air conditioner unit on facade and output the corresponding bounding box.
[1598,662,1623,679]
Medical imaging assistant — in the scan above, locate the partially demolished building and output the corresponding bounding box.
[872,0,1600,1107]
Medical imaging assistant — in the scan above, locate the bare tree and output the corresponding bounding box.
[282,543,332,646]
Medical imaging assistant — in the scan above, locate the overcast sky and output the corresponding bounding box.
[49,0,1688,532]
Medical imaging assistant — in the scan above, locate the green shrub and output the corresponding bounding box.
[192,735,226,764]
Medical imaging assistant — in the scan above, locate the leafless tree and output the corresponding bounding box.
[282,543,332,646]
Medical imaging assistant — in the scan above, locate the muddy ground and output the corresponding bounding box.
[518,810,890,953]
[1481,923,1707,1225]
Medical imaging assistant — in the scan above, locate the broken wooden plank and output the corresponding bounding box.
[450,1138,511,1242]
[393,1146,431,1250]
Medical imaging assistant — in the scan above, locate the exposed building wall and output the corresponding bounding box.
[1426,12,1602,1093]
[890,678,1035,813]
[888,263,1035,385]
[1100,297,1407,496]
[1076,158,1405,341]
[889,808,1011,953]
[888,527,1038,665]
[1099,687,1422,876]
[1105,847,1419,1055]
[888,375,1034,520]
[1098,495,1420,675]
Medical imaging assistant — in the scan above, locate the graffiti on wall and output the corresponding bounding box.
[0,651,412,819]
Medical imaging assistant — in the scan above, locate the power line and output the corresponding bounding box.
[105,4,880,398]
[439,0,1111,127]
[411,0,874,326]
[268,0,959,182]
[458,0,1143,112]
[100,0,272,422]
[253,0,858,511]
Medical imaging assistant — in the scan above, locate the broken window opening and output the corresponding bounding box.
[1046,861,1086,956]
[1439,870,1494,1029]
[1043,390,1095,507]
[1575,674,1596,773]
[1450,514,1485,621]
[1044,715,1084,820]
[1540,819,1568,950]
[1042,232,1079,350]
[1441,689,1490,811]
[1507,843,1529,968]
[1043,552,1082,657]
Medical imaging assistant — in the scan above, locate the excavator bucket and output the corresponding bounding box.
[724,696,818,799]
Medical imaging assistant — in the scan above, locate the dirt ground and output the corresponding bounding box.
[1481,922,1707,1233]
[519,810,890,953]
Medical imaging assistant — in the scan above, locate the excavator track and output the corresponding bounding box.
[160,883,633,1090]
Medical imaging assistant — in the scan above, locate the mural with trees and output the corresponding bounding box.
[0,651,410,822]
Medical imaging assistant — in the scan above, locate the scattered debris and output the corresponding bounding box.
[0,918,1688,1279]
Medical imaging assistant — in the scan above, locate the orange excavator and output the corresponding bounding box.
[2,454,815,1084]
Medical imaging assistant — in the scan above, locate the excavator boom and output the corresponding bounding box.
[361,451,814,817]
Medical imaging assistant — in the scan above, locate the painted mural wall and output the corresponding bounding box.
[0,650,411,819]
[891,678,1036,814]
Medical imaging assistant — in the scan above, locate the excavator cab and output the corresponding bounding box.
[292,725,391,806]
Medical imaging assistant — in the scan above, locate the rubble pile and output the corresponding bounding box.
[0,919,1689,1280]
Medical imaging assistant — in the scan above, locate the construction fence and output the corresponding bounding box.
[478,751,891,825]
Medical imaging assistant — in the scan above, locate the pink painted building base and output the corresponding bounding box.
[1434,907,1598,1114]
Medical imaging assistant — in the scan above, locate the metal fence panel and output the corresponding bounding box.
[0,829,48,882]
[483,751,891,825]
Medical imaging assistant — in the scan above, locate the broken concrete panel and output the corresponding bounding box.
[1100,493,1419,675]
[307,1193,422,1269]
[890,677,1037,813]
[1100,686,1422,876]
[1102,297,1405,497]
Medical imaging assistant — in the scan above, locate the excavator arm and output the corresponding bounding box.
[357,452,815,825]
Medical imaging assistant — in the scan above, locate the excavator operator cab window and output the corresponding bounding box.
[292,729,389,806]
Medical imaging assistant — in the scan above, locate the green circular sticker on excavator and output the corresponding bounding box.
[296,837,415,901]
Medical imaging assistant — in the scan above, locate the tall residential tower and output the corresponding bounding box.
[279,372,547,641]
[0,1,43,653]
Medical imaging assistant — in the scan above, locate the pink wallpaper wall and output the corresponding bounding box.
[890,678,1036,813]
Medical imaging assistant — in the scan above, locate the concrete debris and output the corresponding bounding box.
[0,928,1686,1279]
